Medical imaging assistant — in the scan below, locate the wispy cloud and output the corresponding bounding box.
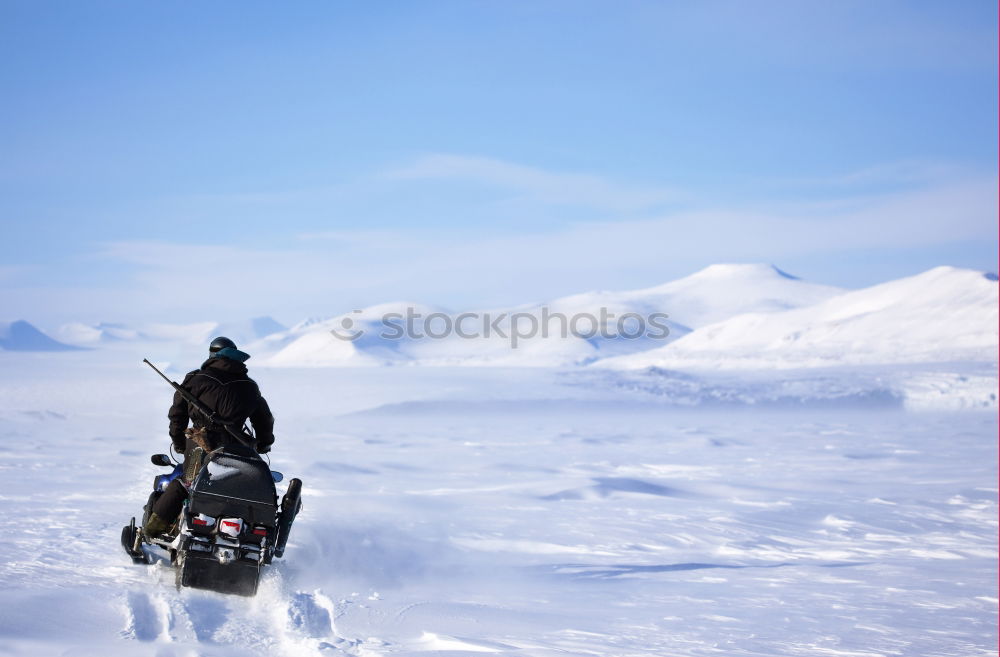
[293,229,410,244]
[386,154,683,213]
[772,160,980,192]
[0,265,35,284]
[3,156,994,326]
[67,176,1000,314]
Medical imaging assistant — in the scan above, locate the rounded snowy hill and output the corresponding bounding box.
[550,263,843,331]
[55,322,142,344]
[256,303,450,367]
[54,317,286,348]
[256,300,604,367]
[255,265,845,367]
[601,267,999,369]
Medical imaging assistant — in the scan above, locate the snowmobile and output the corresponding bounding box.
[121,359,302,596]
[121,445,302,596]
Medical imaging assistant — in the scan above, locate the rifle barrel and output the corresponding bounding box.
[143,358,254,450]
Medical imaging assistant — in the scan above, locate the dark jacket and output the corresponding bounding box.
[167,356,275,453]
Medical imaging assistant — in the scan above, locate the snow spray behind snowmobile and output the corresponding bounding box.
[121,360,302,596]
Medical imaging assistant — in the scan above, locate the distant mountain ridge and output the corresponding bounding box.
[15,265,998,367]
[0,320,82,351]
[54,316,287,348]
[251,264,850,367]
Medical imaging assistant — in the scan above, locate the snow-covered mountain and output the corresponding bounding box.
[601,266,999,370]
[256,264,845,367]
[548,263,843,330]
[527,263,843,360]
[55,322,142,344]
[30,265,999,369]
[0,320,81,351]
[55,316,287,348]
[211,316,288,347]
[253,301,606,367]
[253,303,454,367]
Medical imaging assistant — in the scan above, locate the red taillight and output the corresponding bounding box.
[192,517,209,526]
[253,527,267,536]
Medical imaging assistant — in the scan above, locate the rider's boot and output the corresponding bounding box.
[142,512,170,539]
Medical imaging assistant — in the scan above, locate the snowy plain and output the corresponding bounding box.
[1,263,997,656]
[0,347,996,657]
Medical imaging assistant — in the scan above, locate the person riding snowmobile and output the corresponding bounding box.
[143,336,275,538]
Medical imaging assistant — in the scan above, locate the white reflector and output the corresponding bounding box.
[218,517,243,538]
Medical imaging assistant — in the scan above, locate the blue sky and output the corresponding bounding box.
[0,1,996,326]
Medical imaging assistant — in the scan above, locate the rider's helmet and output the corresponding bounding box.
[209,336,237,354]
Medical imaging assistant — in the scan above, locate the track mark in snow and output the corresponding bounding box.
[541,476,688,500]
[544,562,749,579]
[269,588,382,656]
[287,590,336,638]
[183,594,231,642]
[122,591,162,642]
[535,560,867,580]
[453,536,616,556]
[311,461,380,475]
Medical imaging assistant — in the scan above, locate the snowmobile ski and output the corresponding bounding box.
[120,517,149,565]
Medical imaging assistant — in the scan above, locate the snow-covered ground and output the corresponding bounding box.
[0,349,995,656]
